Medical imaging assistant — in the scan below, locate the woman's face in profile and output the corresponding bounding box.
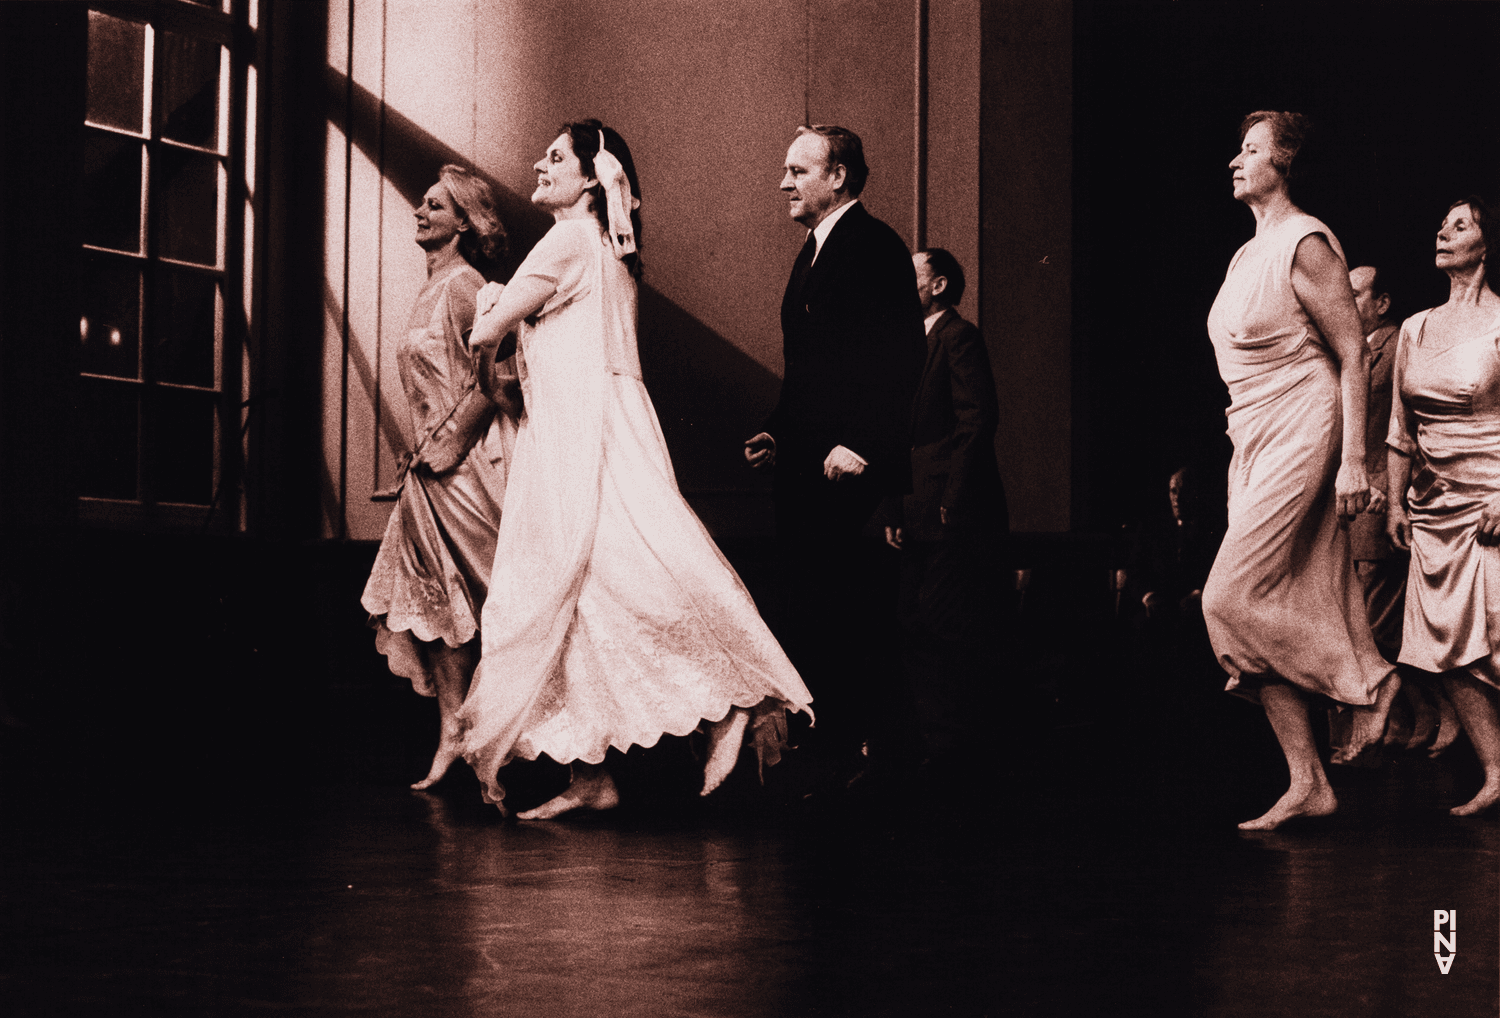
[532,133,595,213]
[414,182,464,252]
[1229,121,1283,203]
[1436,204,1486,272]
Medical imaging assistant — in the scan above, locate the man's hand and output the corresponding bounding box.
[1366,486,1387,515]
[744,432,776,469]
[1387,500,1411,551]
[823,445,866,480]
[884,526,903,551]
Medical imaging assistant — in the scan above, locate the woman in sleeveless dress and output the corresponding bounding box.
[462,121,813,818]
[361,166,521,790]
[1387,196,1500,816]
[1202,111,1398,830]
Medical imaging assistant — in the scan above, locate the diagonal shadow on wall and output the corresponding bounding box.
[325,67,781,498]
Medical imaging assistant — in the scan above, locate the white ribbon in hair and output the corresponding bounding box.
[593,130,639,260]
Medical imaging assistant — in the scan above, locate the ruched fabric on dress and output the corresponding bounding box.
[1201,214,1394,705]
[458,219,813,805]
[1390,310,1500,688]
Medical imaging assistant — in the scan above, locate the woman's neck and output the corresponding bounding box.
[424,242,465,278]
[1445,265,1497,309]
[1247,189,1300,236]
[552,196,596,224]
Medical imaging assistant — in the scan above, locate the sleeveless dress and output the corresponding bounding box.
[361,260,514,694]
[1201,214,1394,705]
[458,218,813,806]
[1390,308,1500,689]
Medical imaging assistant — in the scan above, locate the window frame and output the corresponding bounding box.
[79,0,250,533]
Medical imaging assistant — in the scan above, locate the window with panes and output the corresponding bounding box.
[81,0,244,518]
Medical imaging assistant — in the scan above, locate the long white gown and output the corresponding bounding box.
[458,218,813,805]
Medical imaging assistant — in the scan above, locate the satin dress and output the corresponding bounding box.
[1202,214,1394,705]
[361,261,514,695]
[1390,308,1500,689]
[458,219,813,806]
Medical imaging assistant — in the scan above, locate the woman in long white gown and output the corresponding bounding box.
[462,121,813,817]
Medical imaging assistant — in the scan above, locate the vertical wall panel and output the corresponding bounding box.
[981,0,1072,531]
[926,0,980,318]
[341,0,387,540]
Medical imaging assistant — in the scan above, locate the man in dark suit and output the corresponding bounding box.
[745,125,926,767]
[884,249,1007,772]
[1347,265,1405,660]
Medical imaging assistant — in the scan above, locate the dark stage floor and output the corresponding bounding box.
[1,538,1497,1016]
[3,733,1496,1016]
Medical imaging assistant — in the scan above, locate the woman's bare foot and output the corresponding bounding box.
[1336,672,1402,764]
[411,730,464,791]
[1238,780,1338,831]
[517,765,620,820]
[1450,778,1500,817]
[702,707,750,796]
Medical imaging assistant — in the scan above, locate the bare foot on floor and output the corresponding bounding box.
[1450,779,1500,817]
[517,767,620,820]
[411,734,464,791]
[1335,673,1402,765]
[1238,782,1338,831]
[702,707,750,796]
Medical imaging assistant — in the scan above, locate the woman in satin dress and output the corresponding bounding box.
[1387,196,1500,816]
[1201,111,1398,830]
[462,122,812,818]
[362,166,521,790]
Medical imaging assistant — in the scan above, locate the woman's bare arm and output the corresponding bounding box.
[1291,233,1370,517]
[469,275,556,355]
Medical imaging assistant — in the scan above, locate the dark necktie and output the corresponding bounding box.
[788,232,816,300]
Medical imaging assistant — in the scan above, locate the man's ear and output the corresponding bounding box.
[931,275,948,298]
[829,162,848,192]
[1375,292,1391,318]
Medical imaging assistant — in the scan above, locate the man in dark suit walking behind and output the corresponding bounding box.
[745,125,926,772]
[885,248,1008,776]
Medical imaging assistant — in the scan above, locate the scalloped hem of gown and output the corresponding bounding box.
[462,695,813,806]
[371,619,478,697]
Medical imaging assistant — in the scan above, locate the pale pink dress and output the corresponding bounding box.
[361,261,516,695]
[1389,309,1500,688]
[1202,214,1394,704]
[458,219,813,805]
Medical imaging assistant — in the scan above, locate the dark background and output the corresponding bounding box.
[1073,0,1500,532]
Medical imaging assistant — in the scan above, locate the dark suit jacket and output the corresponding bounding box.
[767,201,927,494]
[902,308,1007,541]
[1350,320,1399,561]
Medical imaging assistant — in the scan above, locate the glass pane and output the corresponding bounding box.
[151,388,216,505]
[83,129,143,253]
[86,11,146,133]
[81,257,141,380]
[157,148,220,265]
[160,32,221,150]
[79,378,138,500]
[154,270,218,388]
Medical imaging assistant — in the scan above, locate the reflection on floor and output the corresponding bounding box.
[3,734,1496,1017]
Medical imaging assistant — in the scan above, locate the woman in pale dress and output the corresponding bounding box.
[361,165,521,790]
[1201,111,1399,830]
[462,121,813,818]
[1387,196,1500,816]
